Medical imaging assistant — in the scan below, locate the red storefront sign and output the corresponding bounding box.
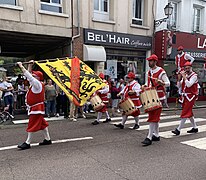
[154,30,206,62]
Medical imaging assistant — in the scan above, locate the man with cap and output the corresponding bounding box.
[114,72,142,129]
[17,60,52,150]
[92,73,111,125]
[141,54,170,146]
[175,46,194,82]
[172,61,198,135]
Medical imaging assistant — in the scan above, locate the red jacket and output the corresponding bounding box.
[26,82,45,115]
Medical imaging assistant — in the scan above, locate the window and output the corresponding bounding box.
[94,0,108,12]
[193,7,201,32]
[132,0,144,26]
[40,0,62,13]
[93,0,109,21]
[168,2,177,30]
[0,0,16,5]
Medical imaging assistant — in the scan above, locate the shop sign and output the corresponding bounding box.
[197,38,206,49]
[84,29,152,49]
[155,30,206,60]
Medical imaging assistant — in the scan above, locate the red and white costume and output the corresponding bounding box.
[147,66,170,122]
[97,80,109,113]
[24,71,48,132]
[175,52,194,73]
[141,54,170,145]
[178,71,198,118]
[120,80,142,116]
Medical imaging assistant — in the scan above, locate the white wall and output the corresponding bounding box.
[156,0,206,35]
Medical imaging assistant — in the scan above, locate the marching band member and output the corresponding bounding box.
[172,61,198,135]
[175,46,194,82]
[17,61,52,150]
[92,73,111,125]
[142,54,170,146]
[114,72,142,129]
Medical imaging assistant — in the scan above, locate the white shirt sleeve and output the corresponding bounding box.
[24,70,42,94]
[132,82,141,96]
[99,84,109,94]
[119,86,126,95]
[185,54,195,63]
[161,73,170,87]
[185,74,197,88]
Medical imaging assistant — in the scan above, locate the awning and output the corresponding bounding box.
[83,44,106,62]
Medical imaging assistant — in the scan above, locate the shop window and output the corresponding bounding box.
[193,7,201,33]
[40,0,62,13]
[132,0,144,26]
[93,0,109,21]
[167,2,178,30]
[0,0,16,5]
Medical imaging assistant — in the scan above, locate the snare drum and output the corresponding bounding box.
[90,94,105,111]
[140,87,162,112]
[119,98,137,115]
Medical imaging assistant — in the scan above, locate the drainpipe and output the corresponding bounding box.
[71,0,80,57]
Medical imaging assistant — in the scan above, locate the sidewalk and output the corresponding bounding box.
[10,101,206,121]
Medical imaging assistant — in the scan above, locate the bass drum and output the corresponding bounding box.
[140,87,162,112]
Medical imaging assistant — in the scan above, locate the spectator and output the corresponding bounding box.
[111,81,120,116]
[0,76,14,117]
[45,79,57,118]
[17,80,26,109]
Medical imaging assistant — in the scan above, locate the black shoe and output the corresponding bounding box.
[152,135,160,141]
[114,123,124,129]
[39,139,52,146]
[17,142,31,150]
[187,128,198,133]
[103,118,111,123]
[141,138,152,146]
[171,128,180,135]
[92,120,99,125]
[133,124,140,130]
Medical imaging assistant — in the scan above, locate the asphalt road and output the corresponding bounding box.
[0,108,206,180]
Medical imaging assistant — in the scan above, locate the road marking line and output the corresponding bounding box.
[110,115,180,125]
[13,113,168,124]
[159,123,206,138]
[0,137,93,151]
[181,137,206,150]
[99,113,167,122]
[128,118,206,130]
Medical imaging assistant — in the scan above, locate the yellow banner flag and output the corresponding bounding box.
[35,57,105,106]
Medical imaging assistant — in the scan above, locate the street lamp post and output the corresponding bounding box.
[154,2,173,27]
[152,2,173,60]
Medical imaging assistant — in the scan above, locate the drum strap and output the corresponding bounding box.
[150,76,155,87]
[148,71,155,87]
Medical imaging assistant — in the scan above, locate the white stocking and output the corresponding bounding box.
[177,118,187,131]
[105,111,110,119]
[26,132,33,144]
[134,116,139,125]
[42,127,51,141]
[153,122,159,137]
[121,115,127,125]
[189,116,197,129]
[97,112,102,122]
[147,123,155,140]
